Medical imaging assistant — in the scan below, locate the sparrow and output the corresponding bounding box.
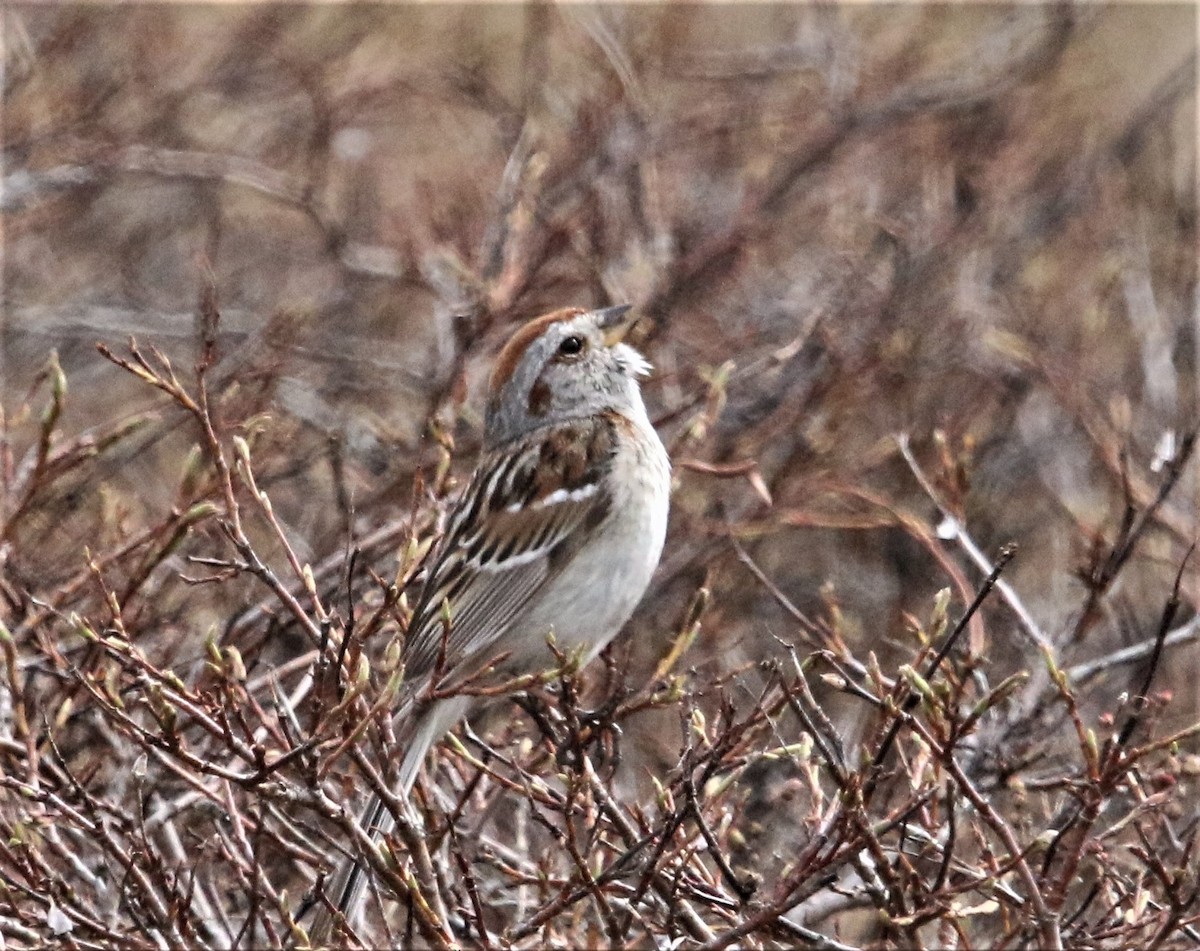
[309,304,671,942]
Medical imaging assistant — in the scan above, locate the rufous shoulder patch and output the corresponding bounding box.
[489,308,586,398]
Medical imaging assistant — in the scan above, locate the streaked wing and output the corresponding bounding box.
[402,417,616,681]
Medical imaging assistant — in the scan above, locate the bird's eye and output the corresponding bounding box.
[558,335,586,357]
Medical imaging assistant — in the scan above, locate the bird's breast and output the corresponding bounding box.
[510,414,669,668]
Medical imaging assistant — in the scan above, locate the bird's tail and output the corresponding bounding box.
[305,696,467,945]
[307,791,396,946]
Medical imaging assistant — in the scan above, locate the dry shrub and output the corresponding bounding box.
[2,5,1198,949]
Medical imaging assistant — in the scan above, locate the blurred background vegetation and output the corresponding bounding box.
[5,1,1196,714]
[1,4,1198,946]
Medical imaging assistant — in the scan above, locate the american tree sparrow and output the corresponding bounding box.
[310,304,670,940]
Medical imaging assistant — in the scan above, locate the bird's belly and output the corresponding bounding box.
[505,464,668,672]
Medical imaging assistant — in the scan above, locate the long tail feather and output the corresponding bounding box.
[305,696,467,945]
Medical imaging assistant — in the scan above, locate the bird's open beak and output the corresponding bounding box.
[593,304,636,346]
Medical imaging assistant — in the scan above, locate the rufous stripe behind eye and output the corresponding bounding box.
[489,308,586,398]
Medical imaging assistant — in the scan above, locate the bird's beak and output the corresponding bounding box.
[593,304,636,346]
